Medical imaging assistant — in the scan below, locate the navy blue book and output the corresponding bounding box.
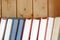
[16,19,25,40]
[10,19,18,40]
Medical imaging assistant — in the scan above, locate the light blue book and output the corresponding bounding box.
[10,19,18,40]
[16,18,25,40]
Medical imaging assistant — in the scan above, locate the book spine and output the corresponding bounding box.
[10,19,18,40]
[4,19,13,40]
[38,18,47,40]
[0,19,7,40]
[16,19,25,40]
[46,17,54,40]
[22,19,32,40]
[52,17,60,40]
[30,19,39,40]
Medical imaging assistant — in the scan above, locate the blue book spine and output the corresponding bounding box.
[10,19,18,40]
[16,19,25,40]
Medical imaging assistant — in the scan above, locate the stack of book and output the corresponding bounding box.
[0,17,60,40]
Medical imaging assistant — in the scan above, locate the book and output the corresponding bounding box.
[52,17,60,40]
[38,18,47,40]
[30,19,39,40]
[22,19,32,40]
[4,19,13,40]
[58,34,60,40]
[46,17,54,40]
[10,19,18,40]
[0,18,7,40]
[16,19,25,40]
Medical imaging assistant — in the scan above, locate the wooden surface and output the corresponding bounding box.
[17,0,32,18]
[0,0,60,18]
[49,0,60,17]
[2,0,16,18]
[0,0,1,17]
[33,0,48,18]
[49,0,54,17]
[54,0,60,17]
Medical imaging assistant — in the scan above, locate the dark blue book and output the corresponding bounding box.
[10,19,18,40]
[16,19,25,40]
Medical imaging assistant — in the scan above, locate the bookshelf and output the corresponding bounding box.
[0,0,60,40]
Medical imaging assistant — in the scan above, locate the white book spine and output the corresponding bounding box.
[52,17,60,40]
[4,19,13,40]
[22,19,32,40]
[30,19,39,40]
[38,18,47,40]
[46,17,54,40]
[0,19,6,40]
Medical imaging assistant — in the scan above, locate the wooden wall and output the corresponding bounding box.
[49,0,60,17]
[0,0,60,18]
[0,0,1,17]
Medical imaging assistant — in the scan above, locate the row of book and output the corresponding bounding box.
[0,17,60,40]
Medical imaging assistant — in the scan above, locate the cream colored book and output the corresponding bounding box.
[30,19,39,40]
[52,17,60,40]
[46,17,54,40]
[22,19,32,40]
[4,19,13,40]
[0,18,7,40]
[38,18,47,40]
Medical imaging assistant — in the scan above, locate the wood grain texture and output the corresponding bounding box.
[33,0,48,18]
[53,0,60,17]
[17,0,32,18]
[49,0,60,17]
[0,0,1,17]
[49,0,54,17]
[2,0,16,18]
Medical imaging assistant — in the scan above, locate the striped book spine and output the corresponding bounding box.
[38,18,47,40]
[4,19,13,40]
[16,19,25,40]
[10,19,18,40]
[22,19,32,40]
[30,19,39,40]
[0,18,7,40]
[46,17,54,40]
